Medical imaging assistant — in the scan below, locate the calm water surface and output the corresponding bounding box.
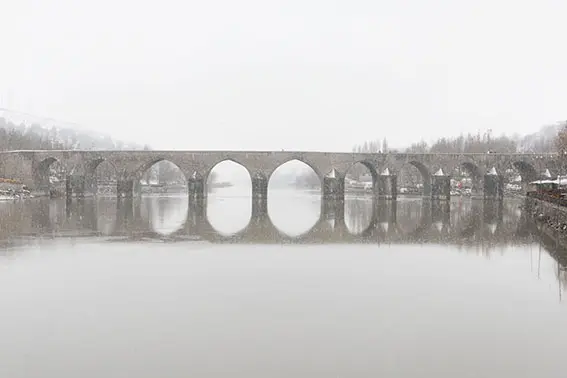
[1,188,567,378]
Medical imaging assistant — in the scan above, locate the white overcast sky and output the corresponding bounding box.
[1,0,566,151]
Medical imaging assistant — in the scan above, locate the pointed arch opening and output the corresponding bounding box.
[205,159,252,236]
[398,161,431,197]
[34,157,66,197]
[90,158,118,196]
[512,161,538,183]
[504,161,538,194]
[267,159,321,237]
[138,160,187,195]
[344,161,377,197]
[205,159,252,195]
[269,159,322,194]
[451,161,482,197]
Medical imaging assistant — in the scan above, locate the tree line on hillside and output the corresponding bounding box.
[0,117,220,185]
[0,118,71,151]
[0,116,145,150]
[353,130,522,155]
[295,122,567,188]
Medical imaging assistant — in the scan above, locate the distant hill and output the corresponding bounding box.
[0,113,146,151]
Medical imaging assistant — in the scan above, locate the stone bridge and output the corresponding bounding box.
[0,198,537,248]
[0,150,562,200]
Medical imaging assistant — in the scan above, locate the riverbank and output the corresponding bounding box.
[525,196,567,249]
[0,182,33,200]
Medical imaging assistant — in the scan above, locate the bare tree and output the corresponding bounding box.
[555,121,567,155]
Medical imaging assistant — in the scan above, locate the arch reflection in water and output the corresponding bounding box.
[395,198,429,236]
[344,197,375,235]
[267,191,321,237]
[140,195,188,236]
[206,160,252,236]
[0,197,539,250]
[207,189,252,235]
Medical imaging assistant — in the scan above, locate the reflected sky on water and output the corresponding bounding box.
[1,189,567,378]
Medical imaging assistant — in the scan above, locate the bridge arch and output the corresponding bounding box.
[344,160,379,193]
[133,158,186,181]
[88,158,119,196]
[33,156,66,195]
[134,159,188,196]
[512,161,538,183]
[460,161,482,179]
[204,158,253,192]
[35,157,59,177]
[267,158,322,193]
[86,157,118,176]
[397,160,432,197]
[456,161,484,196]
[267,157,324,189]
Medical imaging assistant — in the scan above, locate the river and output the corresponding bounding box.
[1,187,567,377]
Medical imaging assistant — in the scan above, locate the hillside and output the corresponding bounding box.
[0,113,146,151]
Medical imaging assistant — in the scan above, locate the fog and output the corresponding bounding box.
[1,0,566,151]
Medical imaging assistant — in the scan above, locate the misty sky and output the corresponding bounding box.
[1,0,566,151]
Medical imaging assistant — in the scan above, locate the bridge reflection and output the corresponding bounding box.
[0,197,537,248]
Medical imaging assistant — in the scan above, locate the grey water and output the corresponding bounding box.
[1,188,567,378]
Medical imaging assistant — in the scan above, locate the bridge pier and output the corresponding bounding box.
[133,180,142,197]
[482,199,503,225]
[377,175,397,200]
[431,200,451,230]
[376,199,397,222]
[85,175,97,196]
[252,197,268,219]
[183,196,206,236]
[252,174,268,217]
[117,179,134,198]
[375,199,397,235]
[115,197,134,232]
[188,176,206,200]
[322,198,345,222]
[431,174,451,200]
[484,174,504,200]
[189,196,206,217]
[66,174,87,198]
